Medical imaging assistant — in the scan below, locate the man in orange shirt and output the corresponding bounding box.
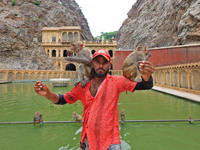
[34,49,154,150]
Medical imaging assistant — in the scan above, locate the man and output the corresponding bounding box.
[34,49,154,150]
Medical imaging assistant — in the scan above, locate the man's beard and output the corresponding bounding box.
[92,68,109,78]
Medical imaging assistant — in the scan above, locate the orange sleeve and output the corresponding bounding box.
[114,75,137,93]
[63,84,82,104]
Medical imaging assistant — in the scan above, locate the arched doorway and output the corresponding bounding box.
[65,64,76,71]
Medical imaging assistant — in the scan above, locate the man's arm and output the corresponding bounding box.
[134,61,155,90]
[34,81,59,103]
[134,76,153,90]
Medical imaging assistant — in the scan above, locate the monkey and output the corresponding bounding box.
[33,112,43,126]
[70,112,83,122]
[189,117,194,124]
[120,109,125,123]
[65,41,92,87]
[122,44,151,82]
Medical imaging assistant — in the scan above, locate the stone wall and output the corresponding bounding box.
[113,44,200,70]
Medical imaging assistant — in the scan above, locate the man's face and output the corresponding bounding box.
[91,55,111,78]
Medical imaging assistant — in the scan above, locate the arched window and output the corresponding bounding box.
[68,32,73,42]
[62,32,67,42]
[74,32,79,41]
[65,64,76,71]
[108,50,113,57]
[91,50,96,55]
[52,50,56,57]
[63,50,68,57]
[52,35,56,42]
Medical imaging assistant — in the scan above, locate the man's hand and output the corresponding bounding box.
[34,81,59,103]
[139,61,155,81]
[34,81,49,96]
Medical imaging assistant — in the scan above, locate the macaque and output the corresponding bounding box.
[33,112,43,126]
[70,112,83,122]
[120,109,125,123]
[122,44,151,82]
[65,41,92,87]
[189,117,194,124]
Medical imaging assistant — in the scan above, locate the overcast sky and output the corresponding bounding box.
[75,0,136,37]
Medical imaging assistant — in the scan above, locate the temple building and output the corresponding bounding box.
[41,26,117,71]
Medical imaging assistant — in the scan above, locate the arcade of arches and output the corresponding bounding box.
[0,62,199,95]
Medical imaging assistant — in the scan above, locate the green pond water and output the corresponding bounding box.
[0,82,200,150]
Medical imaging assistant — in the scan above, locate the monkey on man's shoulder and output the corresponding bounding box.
[65,41,92,87]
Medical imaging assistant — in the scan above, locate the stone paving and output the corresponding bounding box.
[152,86,200,103]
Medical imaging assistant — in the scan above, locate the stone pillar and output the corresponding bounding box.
[29,72,32,80]
[49,48,52,58]
[21,72,24,80]
[178,69,181,88]
[60,48,63,58]
[56,48,59,58]
[188,68,191,90]
[170,69,173,86]
[14,71,16,81]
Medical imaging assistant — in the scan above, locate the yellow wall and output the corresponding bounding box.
[41,27,117,71]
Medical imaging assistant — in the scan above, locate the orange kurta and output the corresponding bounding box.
[64,74,137,150]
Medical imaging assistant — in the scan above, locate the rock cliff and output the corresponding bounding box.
[117,0,200,49]
[0,0,93,70]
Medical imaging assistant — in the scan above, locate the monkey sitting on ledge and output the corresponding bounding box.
[65,41,92,87]
[33,112,43,126]
[122,44,151,82]
[70,112,83,122]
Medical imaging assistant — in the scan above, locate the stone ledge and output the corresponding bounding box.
[152,86,200,103]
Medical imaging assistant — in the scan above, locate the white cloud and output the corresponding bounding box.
[75,0,136,37]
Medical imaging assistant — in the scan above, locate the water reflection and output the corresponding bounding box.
[0,83,200,150]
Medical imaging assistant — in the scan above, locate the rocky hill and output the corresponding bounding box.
[0,0,93,70]
[117,0,200,49]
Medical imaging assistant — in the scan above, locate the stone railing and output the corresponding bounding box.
[0,69,78,81]
[153,62,200,95]
[1,63,199,95]
[111,63,200,95]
